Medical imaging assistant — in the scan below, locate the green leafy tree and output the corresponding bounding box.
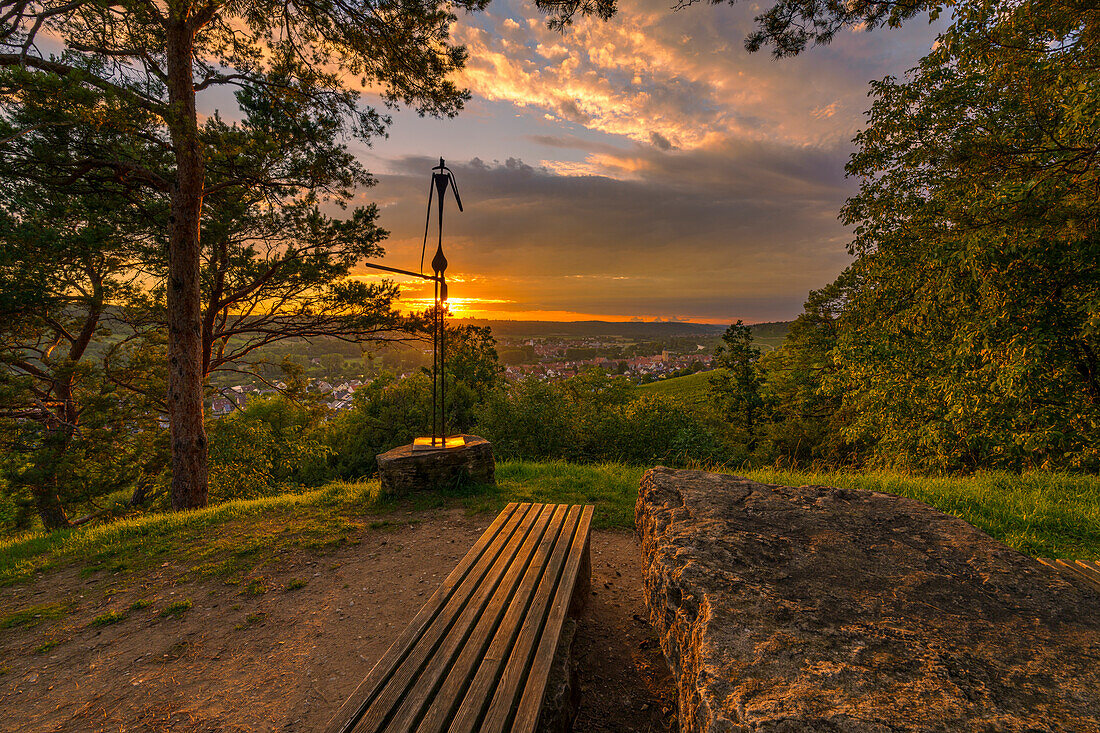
[0,127,166,528]
[756,278,855,466]
[709,321,764,445]
[446,325,504,403]
[208,395,330,501]
[774,0,1100,471]
[2,0,482,511]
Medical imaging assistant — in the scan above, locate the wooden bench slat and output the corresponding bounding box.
[512,504,593,733]
[354,502,546,732]
[421,504,576,733]
[1055,559,1100,592]
[385,503,561,732]
[1075,560,1100,582]
[481,504,594,733]
[447,504,581,733]
[323,502,528,733]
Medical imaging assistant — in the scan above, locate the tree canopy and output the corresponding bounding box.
[1,0,483,510]
[743,0,1100,471]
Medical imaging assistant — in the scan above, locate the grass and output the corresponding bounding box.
[0,462,1097,592]
[0,480,381,586]
[493,461,643,529]
[243,577,268,596]
[159,599,192,619]
[1,602,69,629]
[91,610,127,627]
[636,370,719,409]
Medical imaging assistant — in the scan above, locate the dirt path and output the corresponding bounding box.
[0,509,676,732]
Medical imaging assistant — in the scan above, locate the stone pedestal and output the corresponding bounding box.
[636,466,1100,733]
[376,434,495,495]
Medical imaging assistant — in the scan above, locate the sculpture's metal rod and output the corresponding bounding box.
[433,279,439,443]
[361,262,442,281]
[435,286,440,444]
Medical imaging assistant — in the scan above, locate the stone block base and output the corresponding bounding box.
[376,434,495,495]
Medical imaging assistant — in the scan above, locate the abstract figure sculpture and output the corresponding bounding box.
[421,158,463,449]
[363,158,464,450]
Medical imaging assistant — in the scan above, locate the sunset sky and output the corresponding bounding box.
[344,0,942,324]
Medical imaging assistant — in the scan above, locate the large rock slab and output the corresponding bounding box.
[635,467,1100,733]
[376,435,494,495]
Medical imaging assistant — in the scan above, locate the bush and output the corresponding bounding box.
[590,396,731,466]
[324,373,432,479]
[477,370,739,467]
[475,379,577,461]
[208,396,330,502]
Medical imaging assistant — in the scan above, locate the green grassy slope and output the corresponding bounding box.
[636,370,720,408]
[744,468,1100,562]
[1,462,1097,589]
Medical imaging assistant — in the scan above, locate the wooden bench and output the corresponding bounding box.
[325,502,594,733]
[1038,557,1100,593]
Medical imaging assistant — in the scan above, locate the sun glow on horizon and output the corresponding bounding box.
[348,274,729,324]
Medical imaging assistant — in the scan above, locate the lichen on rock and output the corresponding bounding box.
[635,466,1100,732]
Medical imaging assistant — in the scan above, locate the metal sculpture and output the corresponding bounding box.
[362,158,464,450]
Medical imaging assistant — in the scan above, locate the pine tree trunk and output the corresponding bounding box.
[32,480,70,530]
[165,11,209,511]
[32,393,77,530]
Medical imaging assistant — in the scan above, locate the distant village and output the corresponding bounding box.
[208,334,718,416]
[500,338,713,381]
[209,378,369,416]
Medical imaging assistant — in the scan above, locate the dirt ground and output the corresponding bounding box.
[0,509,677,732]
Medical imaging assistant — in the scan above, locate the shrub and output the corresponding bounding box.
[477,371,739,467]
[208,396,331,502]
[324,373,432,479]
[475,379,577,461]
[91,610,126,627]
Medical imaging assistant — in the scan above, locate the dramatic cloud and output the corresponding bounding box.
[363,143,853,322]
[355,0,942,322]
[452,0,938,151]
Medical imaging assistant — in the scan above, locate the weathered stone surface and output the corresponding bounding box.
[537,618,580,733]
[376,435,494,495]
[635,466,1100,733]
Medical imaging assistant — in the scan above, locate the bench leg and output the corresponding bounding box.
[568,531,591,618]
[538,532,590,733]
[538,618,580,733]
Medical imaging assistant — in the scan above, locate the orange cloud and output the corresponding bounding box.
[450,0,907,158]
